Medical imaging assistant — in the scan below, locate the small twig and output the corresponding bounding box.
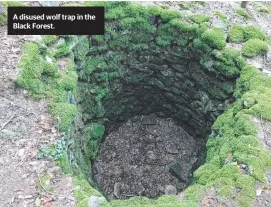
[37,171,75,201]
[0,114,16,131]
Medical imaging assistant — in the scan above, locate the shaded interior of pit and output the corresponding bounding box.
[77,48,238,200]
[73,13,242,200]
[92,114,200,199]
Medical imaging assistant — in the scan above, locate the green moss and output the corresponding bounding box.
[73,36,89,61]
[6,1,25,7]
[242,39,268,57]
[54,43,71,58]
[229,25,244,43]
[73,176,104,207]
[201,28,226,50]
[16,42,46,96]
[56,156,72,174]
[179,2,191,9]
[50,103,77,132]
[236,8,252,19]
[253,2,270,13]
[61,3,83,7]
[82,123,105,159]
[57,70,78,91]
[189,14,210,24]
[84,123,105,140]
[211,47,244,77]
[243,25,265,41]
[110,195,198,207]
[0,1,25,25]
[229,25,265,43]
[42,35,57,46]
[213,11,228,24]
[41,57,59,78]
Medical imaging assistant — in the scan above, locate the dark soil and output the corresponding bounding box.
[93,114,200,200]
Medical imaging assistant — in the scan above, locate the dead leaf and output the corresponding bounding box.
[217,204,223,207]
[201,197,210,207]
[30,147,38,158]
[37,129,43,134]
[35,197,41,207]
[42,196,51,204]
[263,185,270,190]
[41,122,50,130]
[227,153,232,159]
[44,203,54,207]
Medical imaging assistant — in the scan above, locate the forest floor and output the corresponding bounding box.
[1,1,271,207]
[0,27,75,207]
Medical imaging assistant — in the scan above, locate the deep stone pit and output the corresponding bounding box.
[93,114,199,199]
[68,2,245,201]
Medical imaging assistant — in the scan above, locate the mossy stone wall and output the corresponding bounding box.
[69,2,243,171]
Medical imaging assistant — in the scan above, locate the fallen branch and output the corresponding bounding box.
[0,114,16,131]
[37,170,75,202]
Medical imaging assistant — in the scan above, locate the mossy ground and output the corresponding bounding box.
[17,38,78,133]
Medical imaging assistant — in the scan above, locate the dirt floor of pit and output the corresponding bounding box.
[92,114,200,199]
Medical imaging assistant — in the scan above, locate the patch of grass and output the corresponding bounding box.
[236,8,252,19]
[241,39,268,57]
[201,28,226,50]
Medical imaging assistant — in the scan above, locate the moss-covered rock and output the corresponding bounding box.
[16,42,46,97]
[201,28,226,50]
[229,25,244,43]
[236,8,252,19]
[229,25,265,43]
[213,11,228,24]
[242,39,268,57]
[189,14,210,24]
[243,25,266,41]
